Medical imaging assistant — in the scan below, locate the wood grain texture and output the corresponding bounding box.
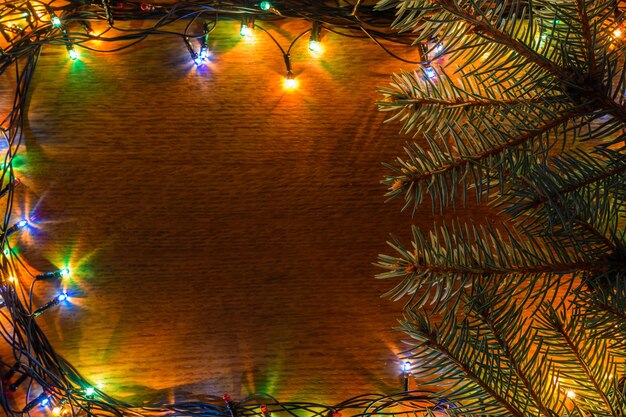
[0,19,469,407]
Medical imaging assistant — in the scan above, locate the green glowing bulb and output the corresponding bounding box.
[3,248,9,256]
[51,16,61,27]
[68,48,78,60]
[60,268,70,278]
[85,387,95,396]
[260,1,271,10]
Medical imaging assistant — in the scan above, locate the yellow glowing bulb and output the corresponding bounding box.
[482,51,491,59]
[614,28,622,38]
[52,407,62,416]
[566,390,576,399]
[284,77,298,90]
[8,276,16,284]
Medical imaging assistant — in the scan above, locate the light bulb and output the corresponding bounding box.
[52,407,62,416]
[260,1,271,10]
[614,28,622,38]
[51,16,61,27]
[566,390,576,399]
[240,24,253,37]
[403,361,411,373]
[424,66,436,79]
[3,218,29,238]
[194,56,203,66]
[433,43,444,55]
[32,292,67,318]
[308,40,323,56]
[199,46,209,60]
[36,268,70,281]
[284,76,298,90]
[22,391,51,413]
[68,47,79,60]
[309,22,323,57]
[84,387,95,396]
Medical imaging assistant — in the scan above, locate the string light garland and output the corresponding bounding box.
[0,0,442,416]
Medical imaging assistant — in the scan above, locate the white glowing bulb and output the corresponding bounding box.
[308,40,323,56]
[566,390,576,399]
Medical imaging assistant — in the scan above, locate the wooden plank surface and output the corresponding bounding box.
[2,19,450,407]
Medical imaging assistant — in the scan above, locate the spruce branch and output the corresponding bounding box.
[535,303,622,416]
[382,110,579,212]
[573,271,626,353]
[400,308,527,417]
[375,222,608,309]
[468,289,555,416]
[497,148,626,241]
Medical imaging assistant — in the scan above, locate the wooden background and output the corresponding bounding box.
[2,19,441,407]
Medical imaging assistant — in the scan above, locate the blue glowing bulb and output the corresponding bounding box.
[40,397,50,407]
[403,361,411,373]
[51,16,61,27]
[424,66,436,79]
[16,219,28,229]
[57,292,68,302]
[199,46,209,60]
[194,56,203,66]
[434,43,444,55]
